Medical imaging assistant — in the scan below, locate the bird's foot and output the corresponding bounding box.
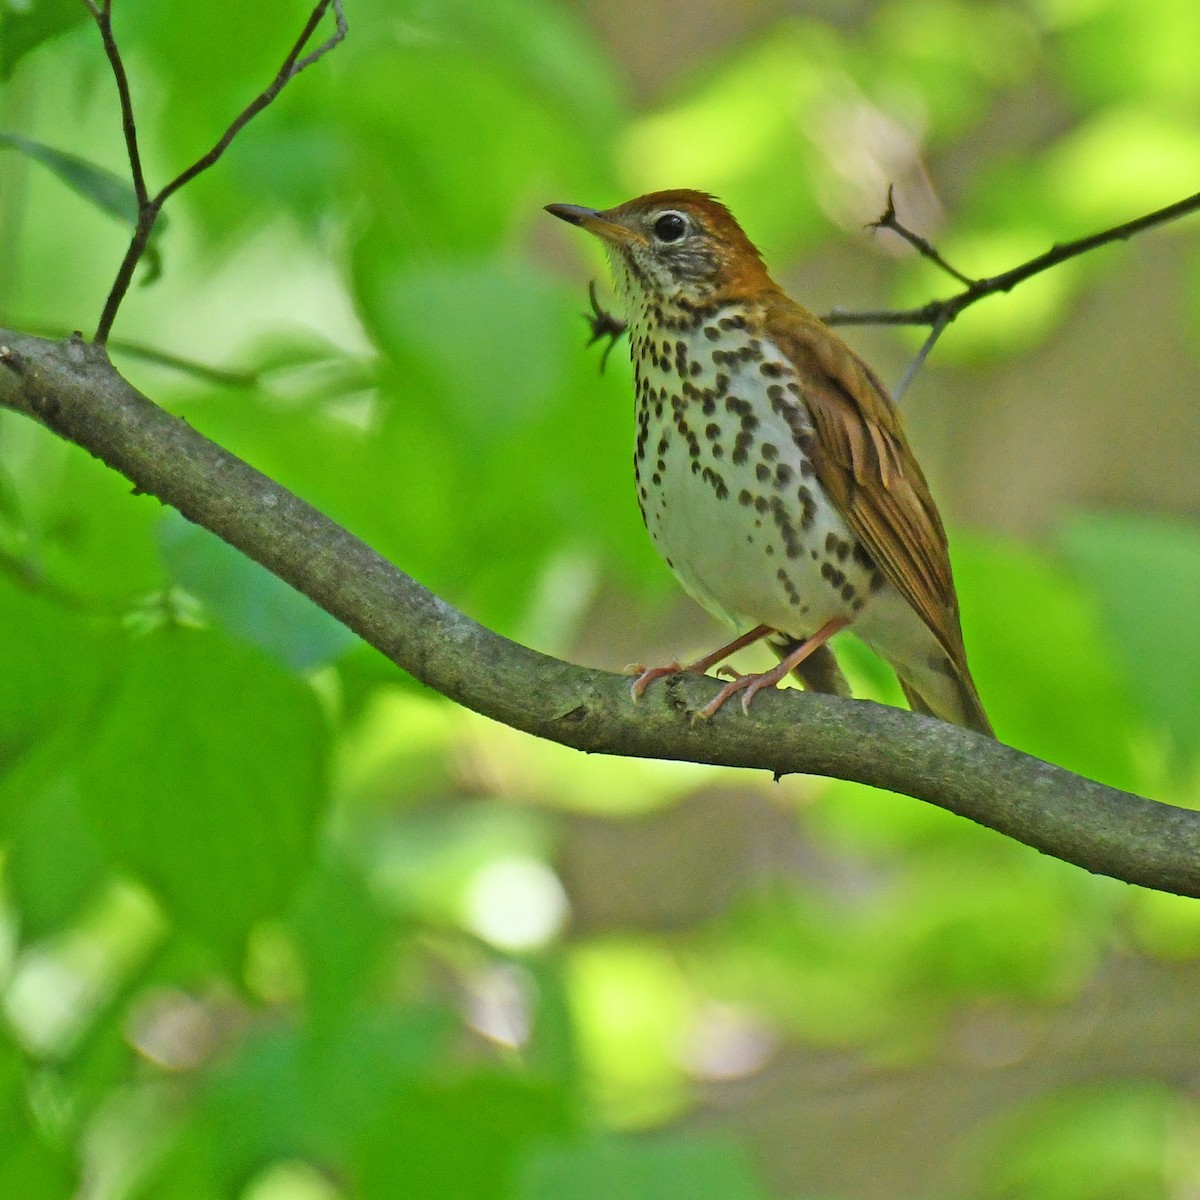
[693,615,851,720]
[627,624,777,704]
[628,661,684,701]
[694,660,792,720]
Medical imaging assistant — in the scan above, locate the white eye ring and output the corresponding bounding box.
[652,211,688,243]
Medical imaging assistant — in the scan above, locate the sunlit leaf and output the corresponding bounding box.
[567,940,693,1127]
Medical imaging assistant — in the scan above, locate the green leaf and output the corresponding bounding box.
[0,575,113,780]
[135,1009,455,1194]
[0,132,137,223]
[76,626,329,959]
[361,259,569,443]
[518,1136,771,1200]
[356,1073,573,1200]
[5,775,112,943]
[159,512,357,670]
[1058,511,1200,769]
[0,0,89,79]
[953,535,1142,791]
[0,133,164,279]
[980,1082,1184,1200]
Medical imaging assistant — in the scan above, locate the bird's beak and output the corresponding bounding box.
[545,203,644,247]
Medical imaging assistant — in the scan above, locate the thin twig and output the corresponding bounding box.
[156,0,345,206]
[106,339,261,387]
[825,184,1200,395]
[5,321,260,385]
[867,184,975,286]
[826,186,1200,332]
[91,2,148,207]
[88,0,347,345]
[292,0,349,77]
[893,309,951,402]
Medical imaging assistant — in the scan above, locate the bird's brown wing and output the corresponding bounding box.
[764,304,969,673]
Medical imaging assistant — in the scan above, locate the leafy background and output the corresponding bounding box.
[2,0,1200,1196]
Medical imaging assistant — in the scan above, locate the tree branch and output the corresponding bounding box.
[823,185,1200,331]
[2,329,1197,897]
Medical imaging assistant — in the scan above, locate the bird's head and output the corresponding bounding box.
[545,189,774,308]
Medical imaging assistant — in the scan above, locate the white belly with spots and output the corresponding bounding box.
[631,311,878,641]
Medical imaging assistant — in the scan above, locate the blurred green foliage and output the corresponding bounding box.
[2,0,1200,1197]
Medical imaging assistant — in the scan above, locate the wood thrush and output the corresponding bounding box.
[546,190,993,736]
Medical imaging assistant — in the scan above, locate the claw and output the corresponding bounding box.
[694,615,850,720]
[630,662,683,701]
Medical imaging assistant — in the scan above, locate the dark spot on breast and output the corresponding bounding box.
[755,463,770,483]
[774,462,794,487]
[796,485,817,530]
[821,562,846,589]
[760,361,784,378]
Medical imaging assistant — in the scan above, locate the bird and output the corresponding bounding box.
[545,190,993,737]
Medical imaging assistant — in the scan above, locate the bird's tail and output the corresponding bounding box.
[770,634,994,738]
[898,658,994,738]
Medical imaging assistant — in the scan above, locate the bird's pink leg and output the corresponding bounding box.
[695,616,850,719]
[630,624,775,700]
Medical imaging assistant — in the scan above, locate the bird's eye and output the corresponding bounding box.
[652,212,687,243]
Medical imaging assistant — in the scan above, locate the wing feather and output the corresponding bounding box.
[764,303,968,670]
